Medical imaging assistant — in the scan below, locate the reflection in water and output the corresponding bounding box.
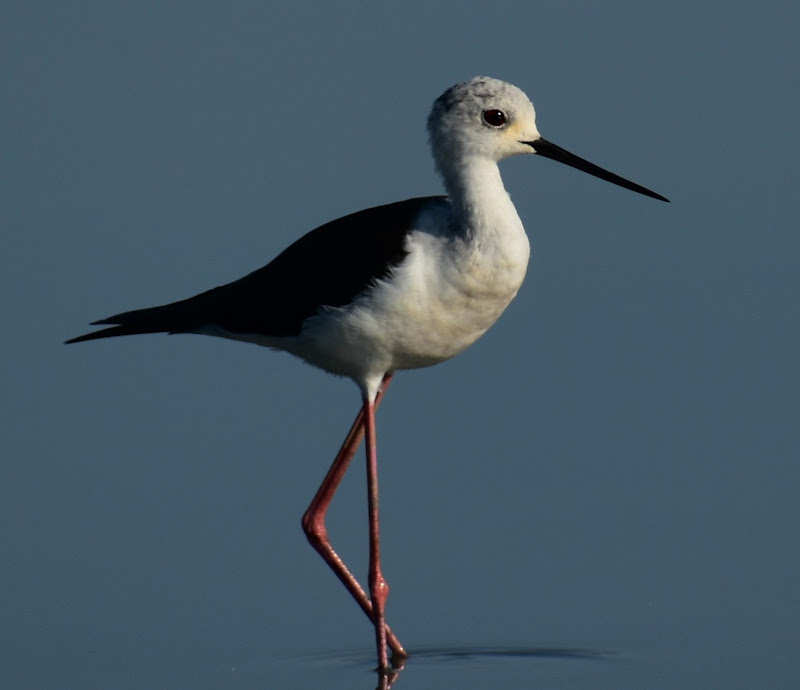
[408,645,610,661]
[304,644,610,688]
[377,652,405,689]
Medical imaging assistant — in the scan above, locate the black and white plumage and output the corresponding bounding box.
[67,196,445,346]
[67,77,667,681]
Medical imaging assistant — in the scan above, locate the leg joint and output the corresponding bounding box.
[301,508,328,546]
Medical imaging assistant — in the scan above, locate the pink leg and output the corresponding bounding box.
[301,373,406,664]
[364,391,389,671]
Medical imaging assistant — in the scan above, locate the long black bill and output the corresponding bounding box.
[529,137,669,202]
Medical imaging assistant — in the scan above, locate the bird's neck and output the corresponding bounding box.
[435,154,530,315]
[440,156,524,243]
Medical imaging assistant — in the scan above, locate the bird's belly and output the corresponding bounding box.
[376,274,519,368]
[295,245,528,379]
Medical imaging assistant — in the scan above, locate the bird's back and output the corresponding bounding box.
[66,196,448,344]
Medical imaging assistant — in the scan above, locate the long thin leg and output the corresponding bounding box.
[301,374,406,661]
[363,391,389,672]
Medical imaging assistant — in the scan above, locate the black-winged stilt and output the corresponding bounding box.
[67,77,667,679]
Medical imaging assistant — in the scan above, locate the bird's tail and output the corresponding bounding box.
[64,290,221,344]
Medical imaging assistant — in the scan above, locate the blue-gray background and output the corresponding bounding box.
[2,3,798,689]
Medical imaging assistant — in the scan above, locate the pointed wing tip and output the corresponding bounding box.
[64,316,121,344]
[64,330,108,344]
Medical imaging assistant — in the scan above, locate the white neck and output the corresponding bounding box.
[438,155,523,243]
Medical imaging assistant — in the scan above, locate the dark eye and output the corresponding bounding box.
[482,109,507,127]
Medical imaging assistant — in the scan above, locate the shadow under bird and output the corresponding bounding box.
[67,77,668,680]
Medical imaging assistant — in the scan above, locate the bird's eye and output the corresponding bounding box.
[482,109,507,127]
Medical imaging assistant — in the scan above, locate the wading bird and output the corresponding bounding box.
[67,77,668,680]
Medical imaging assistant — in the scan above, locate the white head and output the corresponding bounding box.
[427,77,540,173]
[427,77,669,202]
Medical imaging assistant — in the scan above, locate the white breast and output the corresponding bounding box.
[290,201,530,388]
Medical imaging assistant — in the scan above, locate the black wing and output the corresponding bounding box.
[66,196,449,344]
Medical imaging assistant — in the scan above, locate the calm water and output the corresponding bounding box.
[3,3,799,689]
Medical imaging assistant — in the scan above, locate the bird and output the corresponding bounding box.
[66,77,668,678]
